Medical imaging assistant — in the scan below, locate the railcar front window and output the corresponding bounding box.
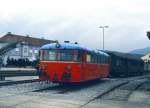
[48,51,56,60]
[40,50,56,61]
[40,50,80,62]
[41,50,49,60]
[58,50,74,61]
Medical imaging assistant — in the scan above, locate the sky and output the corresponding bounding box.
[0,0,150,52]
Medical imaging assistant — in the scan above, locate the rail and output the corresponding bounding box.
[0,70,37,76]
[0,69,38,80]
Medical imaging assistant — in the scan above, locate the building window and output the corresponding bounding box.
[24,47,28,53]
[34,50,38,54]
[29,50,33,56]
[15,48,19,52]
[29,50,33,53]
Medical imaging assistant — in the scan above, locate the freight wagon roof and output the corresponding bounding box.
[41,43,109,56]
[105,50,142,61]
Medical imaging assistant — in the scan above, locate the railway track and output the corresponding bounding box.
[32,74,150,94]
[0,75,150,108]
[0,80,100,99]
[33,80,104,94]
[30,75,150,99]
[78,77,149,108]
[78,81,129,108]
[100,79,146,101]
[0,80,57,99]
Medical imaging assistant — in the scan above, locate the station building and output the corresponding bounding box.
[141,54,150,62]
[0,32,56,65]
[141,54,150,72]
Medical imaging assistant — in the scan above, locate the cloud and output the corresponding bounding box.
[0,0,149,52]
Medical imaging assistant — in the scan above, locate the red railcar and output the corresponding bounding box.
[38,42,110,83]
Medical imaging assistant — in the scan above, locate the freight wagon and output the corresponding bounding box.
[106,51,144,77]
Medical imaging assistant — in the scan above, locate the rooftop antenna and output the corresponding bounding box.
[64,41,70,43]
[7,32,12,35]
[26,35,30,37]
[74,42,78,44]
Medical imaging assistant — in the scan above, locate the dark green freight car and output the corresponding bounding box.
[106,51,144,77]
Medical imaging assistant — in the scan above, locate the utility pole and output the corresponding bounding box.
[99,26,109,51]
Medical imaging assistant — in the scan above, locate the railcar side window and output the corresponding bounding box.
[98,55,101,64]
[102,55,106,63]
[74,50,81,62]
[91,54,96,63]
[86,54,91,62]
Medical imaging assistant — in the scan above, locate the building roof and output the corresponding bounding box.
[0,32,57,47]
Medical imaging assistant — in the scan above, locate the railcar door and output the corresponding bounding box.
[81,51,95,81]
[80,51,87,81]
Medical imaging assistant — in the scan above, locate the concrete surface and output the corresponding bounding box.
[0,76,150,108]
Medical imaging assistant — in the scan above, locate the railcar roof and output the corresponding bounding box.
[41,43,109,56]
[41,43,88,50]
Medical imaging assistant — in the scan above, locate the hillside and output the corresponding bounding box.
[130,47,150,55]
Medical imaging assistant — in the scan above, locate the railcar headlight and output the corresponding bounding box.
[65,66,72,70]
[56,43,61,48]
[42,65,47,70]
